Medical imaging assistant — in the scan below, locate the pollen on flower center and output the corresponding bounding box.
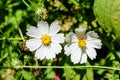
[41,34,51,45]
[78,39,86,48]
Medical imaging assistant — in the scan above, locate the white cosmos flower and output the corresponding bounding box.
[64,28,102,64]
[26,21,64,60]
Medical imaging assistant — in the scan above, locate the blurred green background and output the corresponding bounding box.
[0,0,120,80]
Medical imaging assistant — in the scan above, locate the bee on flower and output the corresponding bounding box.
[26,21,64,60]
[64,28,102,64]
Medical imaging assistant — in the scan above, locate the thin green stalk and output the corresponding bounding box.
[8,38,23,40]
[7,2,20,8]
[0,37,23,40]
[14,14,25,41]
[70,0,79,6]
[18,27,25,41]
[0,66,120,70]
[22,0,30,7]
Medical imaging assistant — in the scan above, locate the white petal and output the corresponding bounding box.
[86,47,97,60]
[51,42,62,54]
[35,46,45,60]
[37,21,49,34]
[64,43,78,56]
[86,31,99,38]
[26,26,42,38]
[86,38,102,49]
[44,46,56,59]
[52,33,64,43]
[26,39,42,51]
[71,46,82,64]
[75,28,86,39]
[65,32,78,43]
[80,53,87,64]
[49,22,60,35]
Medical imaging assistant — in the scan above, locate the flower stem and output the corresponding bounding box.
[0,37,23,40]
[22,0,30,7]
[14,15,25,42]
[0,66,120,70]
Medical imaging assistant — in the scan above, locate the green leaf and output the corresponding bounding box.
[94,0,120,40]
[116,51,120,58]
[63,63,80,80]
[44,68,55,79]
[82,62,93,80]
[106,52,115,61]
[22,71,34,80]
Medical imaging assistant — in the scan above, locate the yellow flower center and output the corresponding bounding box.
[78,39,86,48]
[41,34,51,45]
